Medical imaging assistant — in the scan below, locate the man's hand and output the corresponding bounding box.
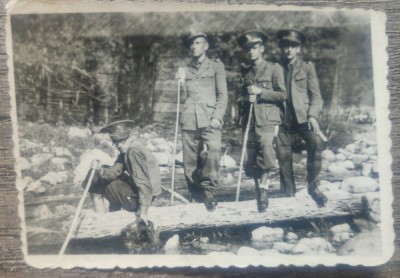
[210,118,221,129]
[308,117,320,133]
[248,85,261,103]
[175,67,185,85]
[90,159,101,170]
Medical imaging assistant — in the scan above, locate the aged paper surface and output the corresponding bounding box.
[6,1,393,269]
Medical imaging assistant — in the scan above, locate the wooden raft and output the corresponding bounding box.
[74,190,367,240]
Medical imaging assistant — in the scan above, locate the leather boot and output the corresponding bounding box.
[308,182,328,207]
[203,190,218,212]
[255,175,269,212]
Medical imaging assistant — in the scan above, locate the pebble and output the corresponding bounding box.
[40,171,69,185]
[322,150,336,162]
[251,227,284,244]
[330,223,355,244]
[163,234,180,254]
[285,232,299,244]
[50,157,69,171]
[31,153,53,168]
[273,242,294,254]
[52,147,73,158]
[237,246,259,256]
[32,204,53,219]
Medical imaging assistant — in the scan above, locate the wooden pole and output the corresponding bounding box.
[236,103,253,202]
[58,169,95,256]
[170,79,181,205]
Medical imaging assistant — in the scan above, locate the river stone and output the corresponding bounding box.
[32,204,53,219]
[19,157,31,171]
[335,153,347,162]
[345,143,360,154]
[163,234,180,254]
[292,237,336,255]
[322,150,336,162]
[251,227,284,249]
[362,162,374,176]
[52,147,73,158]
[31,153,53,168]
[145,143,157,152]
[25,180,43,192]
[338,227,381,256]
[361,146,377,156]
[220,154,237,168]
[340,176,379,193]
[349,154,369,168]
[328,162,350,175]
[67,126,91,139]
[50,157,69,171]
[169,151,183,165]
[330,223,355,244]
[237,246,259,256]
[273,242,295,254]
[40,171,69,186]
[285,232,299,244]
[362,192,381,222]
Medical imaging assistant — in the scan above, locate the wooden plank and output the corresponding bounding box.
[74,191,366,240]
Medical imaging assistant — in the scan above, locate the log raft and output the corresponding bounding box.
[74,190,368,240]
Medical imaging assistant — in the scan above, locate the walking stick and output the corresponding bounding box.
[236,103,254,202]
[170,79,181,206]
[58,168,95,256]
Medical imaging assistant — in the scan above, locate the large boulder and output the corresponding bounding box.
[74,149,115,186]
[330,223,355,244]
[338,227,381,256]
[340,176,379,193]
[292,237,336,255]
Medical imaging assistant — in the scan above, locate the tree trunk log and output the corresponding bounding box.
[74,190,368,240]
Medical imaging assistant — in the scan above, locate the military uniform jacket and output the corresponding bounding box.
[242,59,287,126]
[284,58,322,124]
[180,57,228,131]
[99,141,161,207]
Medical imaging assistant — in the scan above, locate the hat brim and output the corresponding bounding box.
[184,34,210,48]
[279,38,302,46]
[100,120,135,141]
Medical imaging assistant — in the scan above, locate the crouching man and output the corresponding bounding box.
[86,120,161,224]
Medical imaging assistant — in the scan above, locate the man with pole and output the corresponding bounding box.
[275,29,328,206]
[175,30,228,212]
[236,31,286,212]
[86,120,161,223]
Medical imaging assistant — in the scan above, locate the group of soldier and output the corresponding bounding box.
[87,29,328,225]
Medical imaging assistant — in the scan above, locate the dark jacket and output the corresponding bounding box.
[284,58,322,124]
[242,59,287,127]
[180,57,228,130]
[98,141,161,208]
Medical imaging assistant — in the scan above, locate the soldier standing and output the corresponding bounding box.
[276,29,328,206]
[237,31,287,212]
[176,32,228,211]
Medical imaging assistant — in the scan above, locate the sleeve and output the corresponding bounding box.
[258,64,287,103]
[98,154,124,181]
[305,63,322,119]
[125,147,154,207]
[211,61,228,122]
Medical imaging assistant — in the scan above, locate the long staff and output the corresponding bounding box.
[171,79,181,205]
[58,169,95,255]
[235,103,254,202]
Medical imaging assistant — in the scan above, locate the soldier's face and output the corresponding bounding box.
[113,138,129,153]
[190,37,209,58]
[245,43,264,62]
[281,44,301,60]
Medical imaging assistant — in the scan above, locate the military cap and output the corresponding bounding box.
[238,30,268,48]
[185,32,210,48]
[276,29,306,46]
[100,120,135,141]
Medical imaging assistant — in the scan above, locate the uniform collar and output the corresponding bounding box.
[189,56,211,74]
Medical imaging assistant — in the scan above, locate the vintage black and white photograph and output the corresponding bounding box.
[7,1,392,268]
